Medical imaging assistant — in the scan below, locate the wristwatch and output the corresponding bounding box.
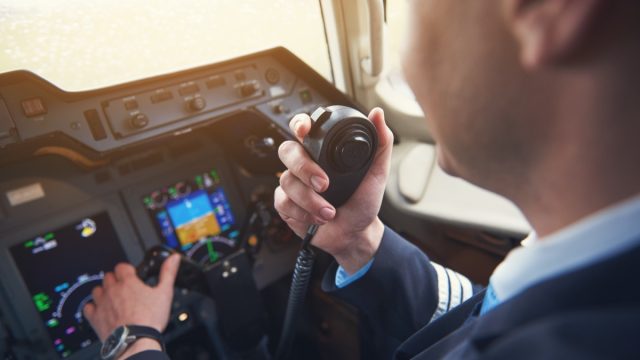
[100,325,165,360]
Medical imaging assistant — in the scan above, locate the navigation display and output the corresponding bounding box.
[143,168,240,265]
[10,212,127,359]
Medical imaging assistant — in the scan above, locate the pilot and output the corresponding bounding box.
[84,0,640,359]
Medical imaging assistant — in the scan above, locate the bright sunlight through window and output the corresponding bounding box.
[0,0,333,91]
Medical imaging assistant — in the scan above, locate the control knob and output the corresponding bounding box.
[237,81,260,98]
[150,191,167,208]
[175,182,191,196]
[129,113,149,129]
[272,103,289,114]
[186,96,206,112]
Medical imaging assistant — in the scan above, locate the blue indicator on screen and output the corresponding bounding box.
[156,211,178,248]
[54,282,69,293]
[210,189,235,227]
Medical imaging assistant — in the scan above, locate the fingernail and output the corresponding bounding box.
[311,176,326,192]
[291,115,303,132]
[320,207,335,221]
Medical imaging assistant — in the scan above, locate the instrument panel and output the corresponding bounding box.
[9,212,127,358]
[0,48,338,153]
[141,168,240,265]
[0,48,357,359]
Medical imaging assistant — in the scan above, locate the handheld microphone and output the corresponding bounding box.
[276,106,378,360]
[303,105,378,207]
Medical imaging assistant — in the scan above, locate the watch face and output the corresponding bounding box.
[100,326,127,359]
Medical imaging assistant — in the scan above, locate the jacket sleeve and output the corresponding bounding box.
[126,350,171,360]
[321,226,477,359]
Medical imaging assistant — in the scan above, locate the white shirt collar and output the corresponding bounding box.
[490,194,640,302]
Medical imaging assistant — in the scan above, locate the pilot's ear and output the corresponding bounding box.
[502,0,604,69]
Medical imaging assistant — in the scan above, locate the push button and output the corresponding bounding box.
[178,84,199,96]
[150,90,173,103]
[299,89,312,104]
[84,109,107,141]
[272,103,289,114]
[21,97,47,117]
[206,76,225,89]
[234,71,246,81]
[124,99,139,110]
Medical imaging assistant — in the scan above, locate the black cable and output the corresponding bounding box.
[275,224,319,360]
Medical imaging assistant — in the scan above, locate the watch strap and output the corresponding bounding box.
[125,325,165,352]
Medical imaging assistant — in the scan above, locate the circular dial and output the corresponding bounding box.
[128,113,149,129]
[174,182,191,197]
[150,191,168,208]
[186,96,206,112]
[52,273,104,326]
[184,236,236,265]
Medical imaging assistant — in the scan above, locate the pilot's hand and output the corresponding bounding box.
[275,108,393,274]
[83,254,180,357]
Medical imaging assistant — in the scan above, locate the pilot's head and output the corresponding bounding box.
[403,0,640,204]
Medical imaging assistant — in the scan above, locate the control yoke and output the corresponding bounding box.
[136,245,206,291]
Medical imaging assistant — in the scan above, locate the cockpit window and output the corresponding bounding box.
[0,0,333,91]
[386,0,409,69]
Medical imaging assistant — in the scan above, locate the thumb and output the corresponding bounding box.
[158,254,181,291]
[367,107,394,179]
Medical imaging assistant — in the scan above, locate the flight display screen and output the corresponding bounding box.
[143,168,240,265]
[10,212,127,359]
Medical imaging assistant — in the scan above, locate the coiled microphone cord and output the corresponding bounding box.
[275,224,319,360]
